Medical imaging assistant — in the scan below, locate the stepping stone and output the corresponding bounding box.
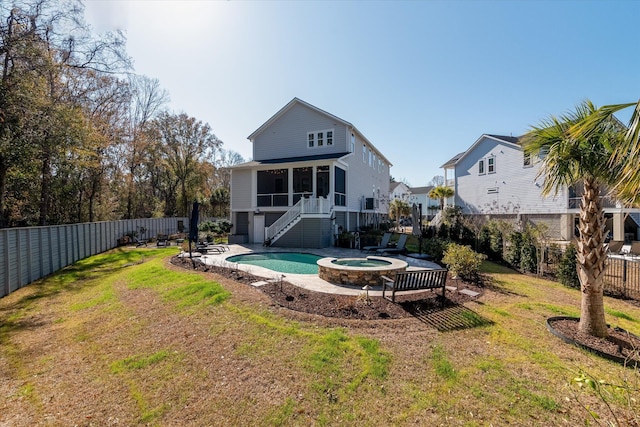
[445,286,458,292]
[459,289,480,297]
[251,281,269,287]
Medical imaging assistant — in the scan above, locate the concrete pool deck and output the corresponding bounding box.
[182,243,442,296]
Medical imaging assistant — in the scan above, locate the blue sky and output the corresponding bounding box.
[84,0,640,187]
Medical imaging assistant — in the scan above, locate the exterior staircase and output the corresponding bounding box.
[430,210,443,228]
[264,197,332,246]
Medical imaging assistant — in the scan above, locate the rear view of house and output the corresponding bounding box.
[230,98,391,248]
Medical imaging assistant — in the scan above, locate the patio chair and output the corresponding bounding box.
[606,240,624,254]
[196,243,229,254]
[620,244,632,255]
[376,234,408,255]
[156,234,169,247]
[362,232,392,252]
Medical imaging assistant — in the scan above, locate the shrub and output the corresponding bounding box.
[442,243,487,281]
[505,231,523,268]
[421,237,452,262]
[557,244,579,289]
[520,240,538,273]
[478,221,504,261]
[199,219,233,242]
[437,223,449,239]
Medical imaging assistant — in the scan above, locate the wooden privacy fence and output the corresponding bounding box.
[0,217,187,298]
[603,256,640,298]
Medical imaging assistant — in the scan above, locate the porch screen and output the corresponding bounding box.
[334,166,346,206]
[257,169,288,207]
[293,167,312,204]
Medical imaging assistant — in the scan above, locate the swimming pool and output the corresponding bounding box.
[226,252,323,274]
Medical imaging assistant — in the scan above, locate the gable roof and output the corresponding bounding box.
[408,186,433,195]
[440,152,466,168]
[389,181,408,192]
[247,97,352,141]
[441,134,522,168]
[247,97,392,166]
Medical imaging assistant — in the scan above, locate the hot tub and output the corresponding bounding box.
[317,256,407,287]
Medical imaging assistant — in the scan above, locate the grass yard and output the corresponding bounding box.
[1,248,639,426]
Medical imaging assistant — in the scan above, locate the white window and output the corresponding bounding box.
[307,129,333,149]
[350,133,355,152]
[539,146,549,159]
[478,159,485,175]
[363,144,367,162]
[488,156,495,173]
[523,152,531,167]
[487,187,499,194]
[369,149,372,166]
[373,153,377,168]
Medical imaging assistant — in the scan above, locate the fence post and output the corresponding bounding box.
[623,258,628,296]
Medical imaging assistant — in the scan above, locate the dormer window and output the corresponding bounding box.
[307,129,334,149]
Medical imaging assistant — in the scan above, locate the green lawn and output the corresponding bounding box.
[1,248,639,426]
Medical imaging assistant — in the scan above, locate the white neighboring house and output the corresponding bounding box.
[407,186,439,221]
[440,134,640,242]
[389,181,410,202]
[230,98,391,248]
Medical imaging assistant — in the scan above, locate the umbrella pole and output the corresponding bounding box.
[418,203,423,255]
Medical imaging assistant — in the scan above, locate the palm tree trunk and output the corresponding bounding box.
[576,178,608,337]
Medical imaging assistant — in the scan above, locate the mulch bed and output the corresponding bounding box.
[170,255,484,320]
[548,317,640,367]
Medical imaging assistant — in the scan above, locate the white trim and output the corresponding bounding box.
[487,155,496,174]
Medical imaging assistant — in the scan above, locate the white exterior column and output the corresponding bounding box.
[288,168,293,206]
[613,212,625,242]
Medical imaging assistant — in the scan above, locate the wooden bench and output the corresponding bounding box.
[381,269,448,303]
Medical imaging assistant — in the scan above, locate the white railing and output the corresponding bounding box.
[265,199,303,242]
[264,197,332,243]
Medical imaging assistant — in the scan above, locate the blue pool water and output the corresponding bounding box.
[226,252,323,274]
[332,259,391,267]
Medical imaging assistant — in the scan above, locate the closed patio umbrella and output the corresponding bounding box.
[188,201,199,263]
[412,203,423,254]
[411,204,421,237]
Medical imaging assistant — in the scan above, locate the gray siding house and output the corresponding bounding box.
[230,98,391,248]
[441,134,640,242]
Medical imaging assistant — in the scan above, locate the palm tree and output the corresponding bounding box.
[388,198,410,222]
[522,100,625,338]
[572,100,640,206]
[428,185,454,210]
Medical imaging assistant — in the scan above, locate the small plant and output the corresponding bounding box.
[571,369,640,426]
[442,243,486,282]
[557,244,579,289]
